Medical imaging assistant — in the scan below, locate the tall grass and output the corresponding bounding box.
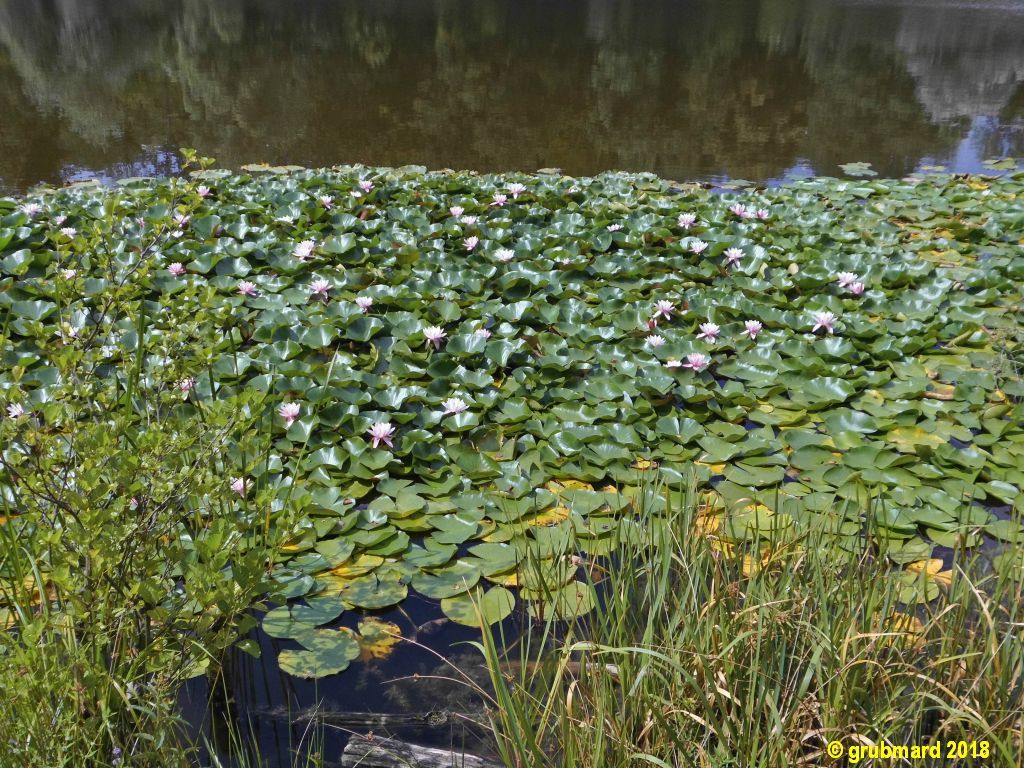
[475,483,1024,767]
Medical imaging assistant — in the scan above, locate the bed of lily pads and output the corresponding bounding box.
[2,162,1023,678]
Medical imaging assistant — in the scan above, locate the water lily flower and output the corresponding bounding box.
[53,214,67,226]
[742,320,763,339]
[424,325,447,349]
[230,477,248,496]
[690,239,708,255]
[495,248,515,262]
[677,212,697,229]
[21,203,42,217]
[173,212,190,227]
[442,397,469,415]
[60,227,77,239]
[368,421,396,449]
[197,185,212,198]
[665,358,683,369]
[358,179,375,193]
[356,295,374,312]
[729,203,752,219]
[646,334,666,348]
[179,378,195,398]
[278,402,301,427]
[129,497,140,511]
[508,183,527,198]
[696,322,721,343]
[849,282,866,296]
[811,311,838,334]
[568,185,581,194]
[756,208,770,220]
[293,240,317,261]
[685,353,711,371]
[237,280,258,297]
[475,327,492,339]
[449,206,464,217]
[723,247,744,268]
[460,216,478,225]
[168,262,186,276]
[464,236,479,251]
[653,300,675,321]
[310,278,331,298]
[491,193,508,207]
[319,195,334,209]
[62,269,77,279]
[6,403,24,419]
[836,272,859,289]
[607,223,623,232]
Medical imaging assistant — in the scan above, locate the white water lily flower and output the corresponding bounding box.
[507,183,527,199]
[278,402,301,427]
[677,212,697,229]
[230,477,248,496]
[607,223,623,232]
[849,282,866,296]
[696,322,721,343]
[356,295,373,311]
[494,248,515,262]
[690,238,708,254]
[6,403,25,419]
[743,320,763,339]
[464,236,479,251]
[424,325,447,349]
[836,272,859,289]
[475,327,492,339]
[491,193,507,207]
[685,353,711,371]
[811,311,838,334]
[442,397,469,415]
[59,227,77,239]
[449,206,464,217]
[665,359,683,369]
[293,240,317,261]
[646,334,666,348]
[21,203,43,217]
[652,300,675,321]
[310,279,330,298]
[723,247,743,268]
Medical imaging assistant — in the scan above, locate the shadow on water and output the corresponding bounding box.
[0,0,1023,193]
[181,587,527,767]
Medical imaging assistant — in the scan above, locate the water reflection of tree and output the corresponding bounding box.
[0,0,1021,191]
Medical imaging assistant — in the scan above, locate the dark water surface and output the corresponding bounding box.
[1,0,1023,194]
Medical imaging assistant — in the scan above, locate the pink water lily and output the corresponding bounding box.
[646,334,666,348]
[464,236,479,251]
[6,403,24,419]
[59,227,77,239]
[21,203,42,217]
[729,203,752,219]
[54,215,67,226]
[319,195,334,209]
[368,421,396,449]
[652,300,675,321]
[690,239,708,255]
[723,247,744,268]
[173,212,190,227]
[685,353,711,371]
[62,269,77,279]
[356,295,374,312]
[197,185,212,198]
[442,397,469,415]
[508,183,527,199]
[179,378,195,398]
[278,402,301,427]
[812,311,838,334]
[449,206,464,217]
[677,212,697,229]
[460,216,478,225]
[665,358,683,369]
[359,179,375,193]
[743,320,763,339]
[293,240,317,261]
[495,248,515,262]
[475,327,492,339]
[836,272,859,289]
[237,280,258,297]
[310,278,331,298]
[230,477,248,496]
[424,325,447,349]
[849,282,866,296]
[168,262,186,276]
[696,322,721,343]
[756,208,770,220]
[491,193,508,207]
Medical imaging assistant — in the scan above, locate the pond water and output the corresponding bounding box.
[1,0,1023,194]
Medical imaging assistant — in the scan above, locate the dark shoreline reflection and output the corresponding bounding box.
[0,0,1022,193]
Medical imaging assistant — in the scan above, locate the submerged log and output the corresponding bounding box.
[341,734,504,768]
